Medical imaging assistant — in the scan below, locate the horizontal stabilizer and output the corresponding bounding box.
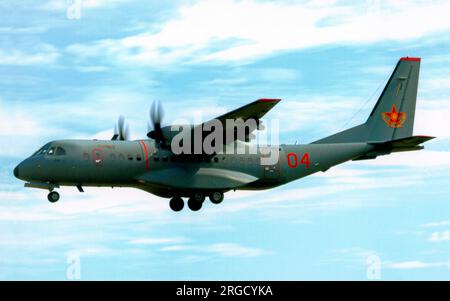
[353,135,435,160]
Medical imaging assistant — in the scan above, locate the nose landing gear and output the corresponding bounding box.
[47,191,60,203]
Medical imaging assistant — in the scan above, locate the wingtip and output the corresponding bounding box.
[400,57,421,62]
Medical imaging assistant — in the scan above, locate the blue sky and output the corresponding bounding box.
[1,0,450,280]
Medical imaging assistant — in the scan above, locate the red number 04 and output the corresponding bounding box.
[287,152,310,169]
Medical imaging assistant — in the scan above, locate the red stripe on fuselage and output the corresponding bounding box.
[140,140,150,171]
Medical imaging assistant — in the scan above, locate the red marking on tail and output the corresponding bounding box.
[400,57,421,62]
[258,98,281,103]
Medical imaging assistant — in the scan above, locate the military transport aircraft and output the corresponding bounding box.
[14,57,434,212]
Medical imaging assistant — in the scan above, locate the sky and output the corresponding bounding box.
[1,0,450,280]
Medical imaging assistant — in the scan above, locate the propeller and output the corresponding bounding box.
[147,100,165,146]
[112,115,130,141]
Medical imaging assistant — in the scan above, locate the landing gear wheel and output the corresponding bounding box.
[188,197,202,211]
[209,191,224,204]
[193,192,205,203]
[169,196,184,212]
[47,191,60,203]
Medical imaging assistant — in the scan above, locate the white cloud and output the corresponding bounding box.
[75,65,109,73]
[421,220,450,228]
[422,78,450,91]
[354,150,450,168]
[387,260,450,270]
[279,97,450,141]
[40,0,131,11]
[205,243,266,257]
[271,97,363,134]
[160,242,267,258]
[66,0,450,66]
[429,231,450,242]
[329,247,379,265]
[214,169,415,214]
[0,44,59,66]
[414,99,450,140]
[67,247,110,257]
[129,237,186,245]
[0,26,49,34]
[0,187,169,222]
[0,210,59,222]
[0,98,49,136]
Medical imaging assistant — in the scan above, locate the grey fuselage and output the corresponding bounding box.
[14,139,373,198]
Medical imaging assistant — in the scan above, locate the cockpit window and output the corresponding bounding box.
[33,143,52,156]
[55,147,66,156]
[47,147,56,155]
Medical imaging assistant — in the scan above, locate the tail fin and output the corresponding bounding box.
[366,57,420,142]
[313,57,422,144]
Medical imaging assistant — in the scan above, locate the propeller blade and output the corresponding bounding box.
[124,123,130,141]
[110,115,129,141]
[147,100,165,146]
[118,115,124,140]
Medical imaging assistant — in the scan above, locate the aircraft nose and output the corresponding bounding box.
[13,165,19,178]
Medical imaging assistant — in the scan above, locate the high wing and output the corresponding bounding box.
[190,98,281,152]
[212,98,281,124]
[146,98,281,155]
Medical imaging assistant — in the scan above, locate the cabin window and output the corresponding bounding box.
[153,157,159,162]
[127,154,133,161]
[213,157,219,163]
[55,147,66,156]
[118,154,125,160]
[136,155,142,161]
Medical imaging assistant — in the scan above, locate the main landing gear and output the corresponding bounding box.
[47,191,60,203]
[209,191,224,204]
[169,191,225,212]
[169,196,184,212]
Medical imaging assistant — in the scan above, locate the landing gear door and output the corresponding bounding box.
[260,146,280,179]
